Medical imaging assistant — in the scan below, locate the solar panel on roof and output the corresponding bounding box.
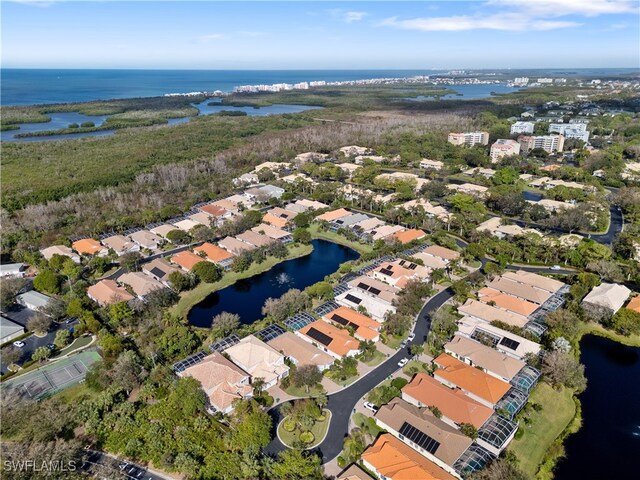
[499,337,520,351]
[357,282,369,290]
[379,268,393,276]
[344,294,362,305]
[331,313,350,326]
[408,263,417,270]
[398,422,440,455]
[399,260,407,266]
[368,287,381,296]
[306,327,332,346]
[150,267,165,278]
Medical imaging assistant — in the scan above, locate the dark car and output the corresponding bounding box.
[46,343,56,350]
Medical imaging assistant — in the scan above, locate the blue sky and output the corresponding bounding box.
[2,0,639,69]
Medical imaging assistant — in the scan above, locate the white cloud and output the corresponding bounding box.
[344,11,368,23]
[489,0,639,17]
[239,31,266,38]
[200,33,227,42]
[380,13,581,32]
[6,0,57,6]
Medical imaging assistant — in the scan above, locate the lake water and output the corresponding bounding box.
[192,99,323,116]
[1,111,110,142]
[554,335,640,479]
[188,239,359,328]
[522,191,544,202]
[404,83,519,101]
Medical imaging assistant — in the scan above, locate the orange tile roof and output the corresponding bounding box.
[540,164,561,172]
[422,245,461,261]
[170,251,205,271]
[477,288,540,316]
[194,242,235,263]
[361,433,457,480]
[262,213,289,229]
[626,296,640,314]
[392,229,427,244]
[200,204,228,217]
[72,238,106,255]
[324,306,381,342]
[299,320,360,357]
[402,373,493,429]
[316,208,351,222]
[434,354,511,405]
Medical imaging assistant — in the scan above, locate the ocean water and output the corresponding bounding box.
[1,69,439,106]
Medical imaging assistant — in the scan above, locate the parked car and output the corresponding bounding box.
[398,358,409,368]
[550,265,561,270]
[407,332,415,341]
[400,340,408,348]
[363,401,378,413]
[12,341,25,348]
[46,343,56,350]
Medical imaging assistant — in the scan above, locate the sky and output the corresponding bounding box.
[2,0,639,69]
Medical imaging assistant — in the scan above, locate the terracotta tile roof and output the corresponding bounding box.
[72,238,106,255]
[392,229,427,244]
[299,320,360,357]
[252,223,291,240]
[422,245,461,261]
[268,332,334,368]
[402,373,493,429]
[375,398,472,466]
[119,272,165,297]
[219,236,255,255]
[626,296,640,314]
[316,208,351,222]
[323,306,381,342]
[361,433,457,480]
[224,335,289,386]
[101,235,136,254]
[194,242,235,263]
[444,335,525,381]
[477,288,540,317]
[200,204,228,217]
[170,251,205,271]
[434,354,511,405]
[337,464,374,480]
[87,279,134,306]
[179,351,252,412]
[262,213,289,229]
[236,230,274,248]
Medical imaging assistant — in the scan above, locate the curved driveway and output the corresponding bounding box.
[264,287,453,462]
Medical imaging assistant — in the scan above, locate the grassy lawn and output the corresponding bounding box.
[402,359,430,377]
[327,372,359,387]
[54,382,98,403]
[309,223,373,255]
[277,409,331,449]
[56,335,93,357]
[577,321,640,348]
[171,243,313,319]
[353,412,384,437]
[284,384,326,398]
[509,382,576,478]
[363,349,386,367]
[382,333,404,350]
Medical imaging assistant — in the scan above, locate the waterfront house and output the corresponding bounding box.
[297,320,361,359]
[582,283,631,319]
[267,332,334,371]
[118,272,165,299]
[251,224,293,243]
[194,242,236,269]
[322,306,381,342]
[223,335,289,390]
[170,251,205,272]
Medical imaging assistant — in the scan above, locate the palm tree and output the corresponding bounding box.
[252,377,266,396]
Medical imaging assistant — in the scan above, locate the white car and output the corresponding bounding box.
[12,341,25,348]
[407,333,415,341]
[363,401,378,413]
[398,358,409,368]
[550,265,561,271]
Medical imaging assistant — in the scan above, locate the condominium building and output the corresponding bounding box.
[509,121,535,135]
[549,122,590,142]
[518,134,565,154]
[447,131,489,147]
[490,140,521,163]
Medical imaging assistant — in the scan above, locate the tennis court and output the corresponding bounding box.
[3,351,100,399]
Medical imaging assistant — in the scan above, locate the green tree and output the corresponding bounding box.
[232,254,251,272]
[27,313,52,335]
[168,270,192,292]
[493,166,519,185]
[228,399,272,456]
[1,346,22,367]
[54,329,71,349]
[0,277,26,308]
[609,308,640,336]
[292,227,311,244]
[32,346,51,362]
[166,229,191,245]
[111,350,147,395]
[33,269,61,294]
[305,281,334,300]
[210,311,240,339]
[119,252,142,272]
[191,261,222,283]
[459,423,479,439]
[157,325,199,360]
[109,301,134,327]
[291,365,323,393]
[269,449,323,480]
[542,350,587,392]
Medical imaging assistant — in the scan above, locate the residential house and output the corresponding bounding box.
[194,242,236,269]
[267,332,334,371]
[118,272,165,299]
[72,238,108,257]
[355,154,389,165]
[263,207,296,229]
[374,398,472,478]
[233,172,260,187]
[626,296,640,314]
[178,352,253,414]
[322,306,381,342]
[444,335,526,383]
[244,185,285,202]
[223,335,289,389]
[582,283,631,319]
[172,218,201,232]
[476,217,543,239]
[419,245,461,265]
[369,259,431,288]
[361,433,457,480]
[236,231,274,248]
[391,229,427,245]
[335,289,396,322]
[199,203,233,225]
[347,275,401,306]
[0,263,26,278]
[402,373,494,430]
[526,199,575,212]
[294,199,329,211]
[316,208,352,223]
[294,152,328,164]
[219,236,256,256]
[40,245,81,263]
[16,290,52,312]
[457,299,529,329]
[297,320,361,359]
[188,211,215,227]
[370,225,406,241]
[1,315,25,344]
[149,224,179,240]
[420,159,444,170]
[446,183,488,197]
[336,464,374,480]
[399,199,452,223]
[101,235,140,256]
[463,167,496,179]
[251,224,293,243]
[336,162,361,177]
[87,280,135,307]
[433,354,511,409]
[142,258,181,285]
[455,316,541,360]
[332,213,371,230]
[170,251,206,272]
[340,145,369,157]
[129,230,163,251]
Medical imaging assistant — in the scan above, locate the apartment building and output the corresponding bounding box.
[447,131,489,147]
[490,140,521,163]
[509,121,535,135]
[518,134,565,154]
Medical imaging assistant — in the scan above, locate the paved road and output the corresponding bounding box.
[81,450,166,480]
[263,287,454,462]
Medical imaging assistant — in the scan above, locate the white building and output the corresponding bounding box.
[510,121,535,135]
[0,263,26,278]
[419,158,444,171]
[518,134,565,154]
[490,139,521,163]
[549,122,590,143]
[447,131,489,147]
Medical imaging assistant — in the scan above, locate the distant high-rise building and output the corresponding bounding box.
[510,121,535,135]
[490,139,521,163]
[447,131,490,147]
[513,77,529,86]
[518,134,565,154]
